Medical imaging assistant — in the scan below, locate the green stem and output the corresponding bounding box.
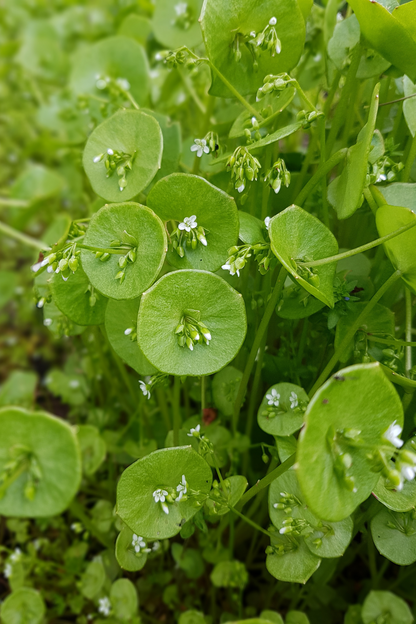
[363,187,379,216]
[309,270,402,397]
[294,148,347,206]
[291,131,319,202]
[366,334,416,348]
[326,43,361,155]
[77,244,128,255]
[0,461,29,499]
[401,134,416,182]
[318,116,329,227]
[237,454,296,509]
[228,506,274,538]
[299,220,416,268]
[208,62,261,120]
[406,289,413,377]
[124,90,140,110]
[0,198,30,208]
[0,220,50,252]
[294,80,317,112]
[178,67,207,114]
[173,376,181,446]
[201,376,206,412]
[232,266,287,434]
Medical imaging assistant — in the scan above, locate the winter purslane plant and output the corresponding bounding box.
[2,0,416,623]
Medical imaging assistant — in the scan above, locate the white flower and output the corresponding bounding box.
[152,541,161,551]
[275,40,281,54]
[10,548,21,563]
[153,488,168,503]
[269,16,277,25]
[139,380,151,399]
[132,534,151,554]
[4,563,12,578]
[178,215,198,232]
[161,502,169,515]
[279,526,292,535]
[174,1,188,15]
[383,420,403,448]
[402,464,416,482]
[43,318,52,327]
[187,424,201,437]
[289,392,298,409]
[116,77,130,91]
[264,217,271,230]
[190,139,210,158]
[107,148,114,155]
[93,155,102,163]
[124,327,133,335]
[31,257,49,273]
[176,474,187,502]
[266,388,280,407]
[69,379,80,389]
[237,183,245,193]
[221,263,240,278]
[98,597,111,617]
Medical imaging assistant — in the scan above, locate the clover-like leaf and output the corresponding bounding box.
[137,270,247,376]
[371,506,416,566]
[297,363,403,522]
[51,267,108,326]
[269,205,338,308]
[117,446,213,540]
[258,383,308,437]
[147,174,239,272]
[0,407,81,518]
[200,0,305,97]
[80,202,166,300]
[0,588,45,624]
[83,110,163,202]
[153,0,203,49]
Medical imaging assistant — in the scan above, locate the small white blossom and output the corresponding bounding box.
[43,318,53,327]
[124,327,133,336]
[178,215,198,232]
[98,597,111,617]
[190,139,210,158]
[152,541,161,551]
[69,379,80,389]
[237,183,245,193]
[222,262,240,278]
[266,388,280,407]
[31,257,49,273]
[383,420,403,448]
[269,16,277,25]
[93,155,102,163]
[132,534,151,554]
[279,526,292,535]
[107,148,114,155]
[161,502,169,515]
[201,329,211,341]
[139,380,151,399]
[4,563,12,578]
[10,548,21,563]
[176,474,187,502]
[115,77,130,91]
[187,424,201,437]
[153,488,168,503]
[174,1,188,15]
[264,217,271,230]
[289,392,298,409]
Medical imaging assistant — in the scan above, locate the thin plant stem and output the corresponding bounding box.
[228,506,274,539]
[292,131,319,201]
[232,266,287,434]
[237,454,296,509]
[366,334,416,348]
[309,270,402,396]
[0,220,50,252]
[69,500,113,548]
[0,198,30,208]
[294,148,347,206]
[201,375,206,412]
[401,133,416,182]
[173,376,181,446]
[318,115,329,227]
[156,388,172,432]
[380,92,416,107]
[124,90,140,110]
[299,220,416,268]
[405,289,413,377]
[209,62,262,120]
[178,67,207,114]
[363,187,379,216]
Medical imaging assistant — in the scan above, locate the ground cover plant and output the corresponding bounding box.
[2,0,416,622]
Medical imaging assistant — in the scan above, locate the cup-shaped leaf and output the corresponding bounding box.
[81,202,167,300]
[83,110,163,202]
[153,0,203,49]
[0,407,81,517]
[110,578,138,621]
[105,297,156,375]
[373,438,416,513]
[376,204,416,294]
[362,591,413,624]
[327,83,379,220]
[115,525,149,572]
[266,533,321,584]
[70,36,149,107]
[51,267,108,326]
[258,383,308,437]
[371,506,416,566]
[205,475,247,515]
[137,270,247,376]
[0,588,45,624]
[269,205,338,308]
[347,0,416,80]
[147,174,239,272]
[200,0,305,97]
[117,446,213,540]
[297,363,403,521]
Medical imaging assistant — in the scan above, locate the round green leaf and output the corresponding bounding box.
[200,0,305,97]
[142,110,182,185]
[210,560,248,588]
[297,363,403,521]
[380,183,416,211]
[37,92,90,145]
[362,590,413,624]
[334,303,395,363]
[258,383,308,437]
[269,205,338,308]
[371,506,416,566]
[147,174,239,272]
[206,475,247,515]
[269,469,353,559]
[16,20,68,81]
[373,438,416,512]
[77,425,106,476]
[238,211,266,245]
[51,267,108,326]
[0,407,81,517]
[153,0,203,49]
[376,204,416,295]
[80,559,105,599]
[105,297,156,375]
[10,164,64,203]
[116,446,213,540]
[266,534,321,584]
[276,283,325,319]
[70,36,149,107]
[0,588,45,624]
[110,578,138,621]
[212,366,243,417]
[115,525,148,572]
[83,110,163,202]
[80,202,166,300]
[137,270,247,376]
[118,14,152,45]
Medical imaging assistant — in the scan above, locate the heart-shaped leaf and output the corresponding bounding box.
[258,383,308,437]
[0,588,45,624]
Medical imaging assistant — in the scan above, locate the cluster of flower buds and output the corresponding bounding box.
[175,309,211,351]
[378,423,416,492]
[131,534,161,556]
[297,109,324,130]
[291,257,321,288]
[155,46,199,70]
[226,146,261,193]
[327,426,359,493]
[273,491,302,516]
[222,242,272,278]
[93,148,136,192]
[263,158,291,194]
[138,373,169,400]
[278,516,310,537]
[0,445,42,502]
[367,156,404,185]
[381,346,403,372]
[386,509,416,536]
[246,17,282,65]
[172,2,194,30]
[209,478,233,513]
[256,72,296,101]
[170,215,208,257]
[94,230,138,284]
[265,539,297,557]
[95,74,131,96]
[261,390,307,420]
[32,247,81,283]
